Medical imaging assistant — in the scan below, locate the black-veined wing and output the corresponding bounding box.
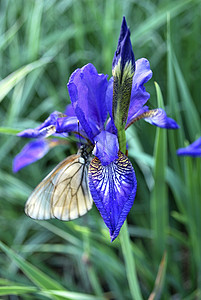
[25,147,93,220]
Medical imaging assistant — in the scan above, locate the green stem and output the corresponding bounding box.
[120,221,143,300]
[117,127,127,154]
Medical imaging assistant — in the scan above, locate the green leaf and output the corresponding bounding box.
[0,241,65,299]
[42,290,104,300]
[172,51,201,137]
[0,127,21,135]
[120,221,143,300]
[0,57,51,103]
[148,252,167,300]
[151,82,168,257]
[0,286,37,296]
[134,0,199,42]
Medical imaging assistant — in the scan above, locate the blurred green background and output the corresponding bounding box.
[0,0,201,299]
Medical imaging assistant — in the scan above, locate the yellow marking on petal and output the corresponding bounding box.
[125,109,159,130]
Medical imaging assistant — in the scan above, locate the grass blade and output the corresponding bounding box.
[120,221,143,300]
[151,82,168,257]
[0,241,65,298]
[0,286,37,296]
[0,57,51,103]
[148,252,167,300]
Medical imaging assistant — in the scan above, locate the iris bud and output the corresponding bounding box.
[112,17,135,130]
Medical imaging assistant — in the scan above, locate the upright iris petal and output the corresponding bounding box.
[68,63,108,140]
[127,58,152,123]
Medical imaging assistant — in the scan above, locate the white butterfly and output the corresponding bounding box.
[25,146,93,220]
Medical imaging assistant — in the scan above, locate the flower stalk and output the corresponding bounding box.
[112,17,142,300]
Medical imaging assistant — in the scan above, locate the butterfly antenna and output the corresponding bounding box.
[72,120,93,146]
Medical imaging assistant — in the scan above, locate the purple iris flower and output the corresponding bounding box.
[13,111,66,172]
[177,137,201,157]
[13,17,179,241]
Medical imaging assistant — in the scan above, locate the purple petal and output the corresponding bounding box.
[37,111,66,130]
[144,108,179,129]
[125,106,149,128]
[88,152,137,241]
[112,16,135,74]
[56,116,80,133]
[177,137,201,157]
[18,125,56,138]
[67,63,108,135]
[64,104,76,116]
[18,111,64,138]
[105,77,113,118]
[127,58,152,123]
[13,139,50,172]
[56,116,93,141]
[106,58,152,125]
[93,131,119,166]
[105,117,118,135]
[17,128,42,138]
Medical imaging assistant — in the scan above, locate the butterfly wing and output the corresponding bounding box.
[25,153,93,220]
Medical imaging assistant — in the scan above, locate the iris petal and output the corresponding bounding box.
[144,108,179,129]
[127,58,152,124]
[177,137,201,157]
[68,63,108,136]
[88,152,137,241]
[112,16,135,73]
[56,116,80,133]
[18,111,63,138]
[37,111,66,130]
[64,104,76,116]
[93,131,119,165]
[18,125,56,138]
[106,58,152,125]
[13,139,50,172]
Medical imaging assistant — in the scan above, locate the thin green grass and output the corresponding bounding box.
[151,82,168,258]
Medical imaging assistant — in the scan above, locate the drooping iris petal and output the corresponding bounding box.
[37,111,66,131]
[68,63,108,137]
[143,108,179,129]
[13,139,50,172]
[88,152,137,241]
[125,106,149,129]
[18,111,64,138]
[127,58,152,124]
[177,137,201,157]
[18,125,56,138]
[93,131,119,166]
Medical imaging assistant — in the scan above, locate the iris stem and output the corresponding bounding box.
[120,221,143,300]
[117,128,127,154]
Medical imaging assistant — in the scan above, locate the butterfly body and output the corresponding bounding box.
[25,145,93,220]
